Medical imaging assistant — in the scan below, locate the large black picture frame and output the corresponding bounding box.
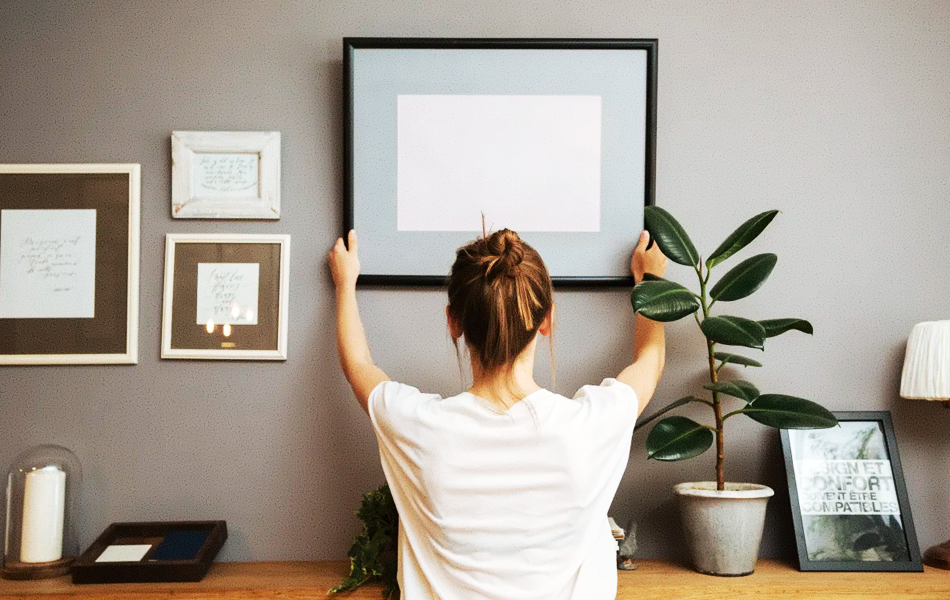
[344,37,658,287]
[780,412,922,572]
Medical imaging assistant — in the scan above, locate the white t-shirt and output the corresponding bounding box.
[368,378,639,600]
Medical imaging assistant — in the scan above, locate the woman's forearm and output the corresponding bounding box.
[335,285,389,412]
[617,314,665,414]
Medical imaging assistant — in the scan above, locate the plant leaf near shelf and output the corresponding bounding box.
[646,416,714,461]
[635,396,708,432]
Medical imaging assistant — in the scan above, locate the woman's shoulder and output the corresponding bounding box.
[572,378,637,401]
[555,378,640,420]
[370,380,441,405]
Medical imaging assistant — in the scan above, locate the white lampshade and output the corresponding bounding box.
[900,320,950,401]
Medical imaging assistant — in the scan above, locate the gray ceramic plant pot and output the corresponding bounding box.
[673,482,774,576]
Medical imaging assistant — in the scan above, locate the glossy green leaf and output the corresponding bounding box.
[714,352,763,368]
[631,280,700,322]
[700,316,767,349]
[643,205,700,267]
[709,253,777,302]
[646,416,714,461]
[736,394,838,429]
[759,318,814,337]
[641,272,663,282]
[635,396,707,432]
[706,210,779,269]
[704,380,760,403]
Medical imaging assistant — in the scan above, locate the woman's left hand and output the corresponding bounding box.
[329,229,361,290]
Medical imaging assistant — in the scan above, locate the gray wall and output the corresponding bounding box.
[1,0,949,562]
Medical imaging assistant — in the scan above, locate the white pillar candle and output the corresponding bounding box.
[20,465,66,563]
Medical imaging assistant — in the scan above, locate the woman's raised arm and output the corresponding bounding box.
[617,231,667,415]
[328,230,390,413]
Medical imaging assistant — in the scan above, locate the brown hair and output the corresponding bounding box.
[447,229,554,379]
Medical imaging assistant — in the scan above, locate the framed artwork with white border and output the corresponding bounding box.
[171,131,281,219]
[344,38,658,286]
[161,233,290,360]
[0,163,140,365]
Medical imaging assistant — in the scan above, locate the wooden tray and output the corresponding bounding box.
[71,521,227,584]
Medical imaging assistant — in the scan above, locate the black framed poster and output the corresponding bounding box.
[344,37,658,286]
[780,412,922,571]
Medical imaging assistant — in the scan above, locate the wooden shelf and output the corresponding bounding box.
[0,559,947,599]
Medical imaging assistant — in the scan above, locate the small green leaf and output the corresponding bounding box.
[641,272,664,282]
[737,394,838,429]
[631,280,700,322]
[644,205,700,267]
[701,316,767,349]
[704,380,760,403]
[709,253,777,302]
[706,210,779,269]
[759,318,814,337]
[635,396,707,432]
[714,352,763,368]
[646,416,714,461]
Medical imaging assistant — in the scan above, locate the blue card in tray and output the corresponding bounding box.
[150,530,210,561]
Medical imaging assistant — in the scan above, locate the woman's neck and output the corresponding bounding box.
[467,337,541,409]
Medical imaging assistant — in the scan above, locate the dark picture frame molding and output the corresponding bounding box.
[344,37,658,287]
[780,411,923,572]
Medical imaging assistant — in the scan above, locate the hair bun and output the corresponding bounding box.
[483,229,524,279]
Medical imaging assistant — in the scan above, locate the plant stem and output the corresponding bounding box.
[698,261,725,491]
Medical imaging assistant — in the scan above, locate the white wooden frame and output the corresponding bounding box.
[0,163,140,365]
[161,233,290,360]
[171,131,281,219]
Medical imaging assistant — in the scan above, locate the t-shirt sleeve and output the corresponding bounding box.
[367,380,438,440]
[571,378,640,437]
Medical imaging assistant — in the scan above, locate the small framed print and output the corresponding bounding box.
[171,131,280,219]
[780,412,923,572]
[0,164,140,365]
[161,234,290,360]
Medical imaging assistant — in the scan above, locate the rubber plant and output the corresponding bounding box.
[632,206,838,490]
[329,483,399,599]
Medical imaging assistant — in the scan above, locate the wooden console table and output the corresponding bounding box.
[0,559,947,599]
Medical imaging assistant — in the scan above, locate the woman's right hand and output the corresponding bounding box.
[631,230,667,282]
